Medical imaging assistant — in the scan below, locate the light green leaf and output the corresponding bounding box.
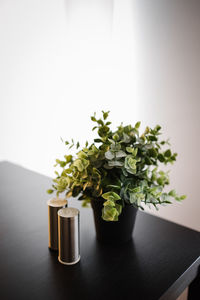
[115,203,122,215]
[122,133,131,143]
[130,193,137,204]
[130,187,141,193]
[47,189,54,194]
[105,151,115,160]
[103,200,115,207]
[110,143,121,151]
[77,151,87,159]
[82,199,91,207]
[64,155,73,163]
[168,189,176,197]
[102,191,121,201]
[124,155,137,174]
[135,121,141,129]
[107,184,121,190]
[176,195,186,201]
[102,206,119,221]
[113,133,119,141]
[126,147,134,153]
[126,147,138,157]
[108,160,124,167]
[73,158,89,172]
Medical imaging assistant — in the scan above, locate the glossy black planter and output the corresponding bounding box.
[91,199,138,244]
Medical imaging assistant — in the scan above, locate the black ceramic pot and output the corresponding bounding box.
[91,198,138,244]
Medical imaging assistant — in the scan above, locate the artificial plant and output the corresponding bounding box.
[47,111,185,221]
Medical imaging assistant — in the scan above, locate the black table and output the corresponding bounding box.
[0,162,199,300]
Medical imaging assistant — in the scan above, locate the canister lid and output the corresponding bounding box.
[58,207,79,218]
[47,198,67,207]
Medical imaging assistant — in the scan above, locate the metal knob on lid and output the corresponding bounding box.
[47,198,68,250]
[58,207,80,265]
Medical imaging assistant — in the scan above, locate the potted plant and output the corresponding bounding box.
[47,111,186,243]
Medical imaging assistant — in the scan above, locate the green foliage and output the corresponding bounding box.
[47,111,186,221]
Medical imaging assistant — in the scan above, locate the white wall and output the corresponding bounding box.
[0,0,200,231]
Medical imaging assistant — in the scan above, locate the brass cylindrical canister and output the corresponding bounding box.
[58,207,80,265]
[47,198,67,250]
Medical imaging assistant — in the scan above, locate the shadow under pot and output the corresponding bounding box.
[91,198,138,244]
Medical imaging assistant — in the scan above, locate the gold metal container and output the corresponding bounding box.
[47,198,67,250]
[58,207,80,265]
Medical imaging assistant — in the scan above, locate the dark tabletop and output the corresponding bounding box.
[0,162,200,300]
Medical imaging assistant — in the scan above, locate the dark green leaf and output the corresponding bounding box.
[158,154,165,162]
[97,119,104,126]
[94,138,102,143]
[102,111,109,120]
[148,148,157,158]
[149,135,158,142]
[145,157,152,165]
[155,125,161,132]
[164,149,171,157]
